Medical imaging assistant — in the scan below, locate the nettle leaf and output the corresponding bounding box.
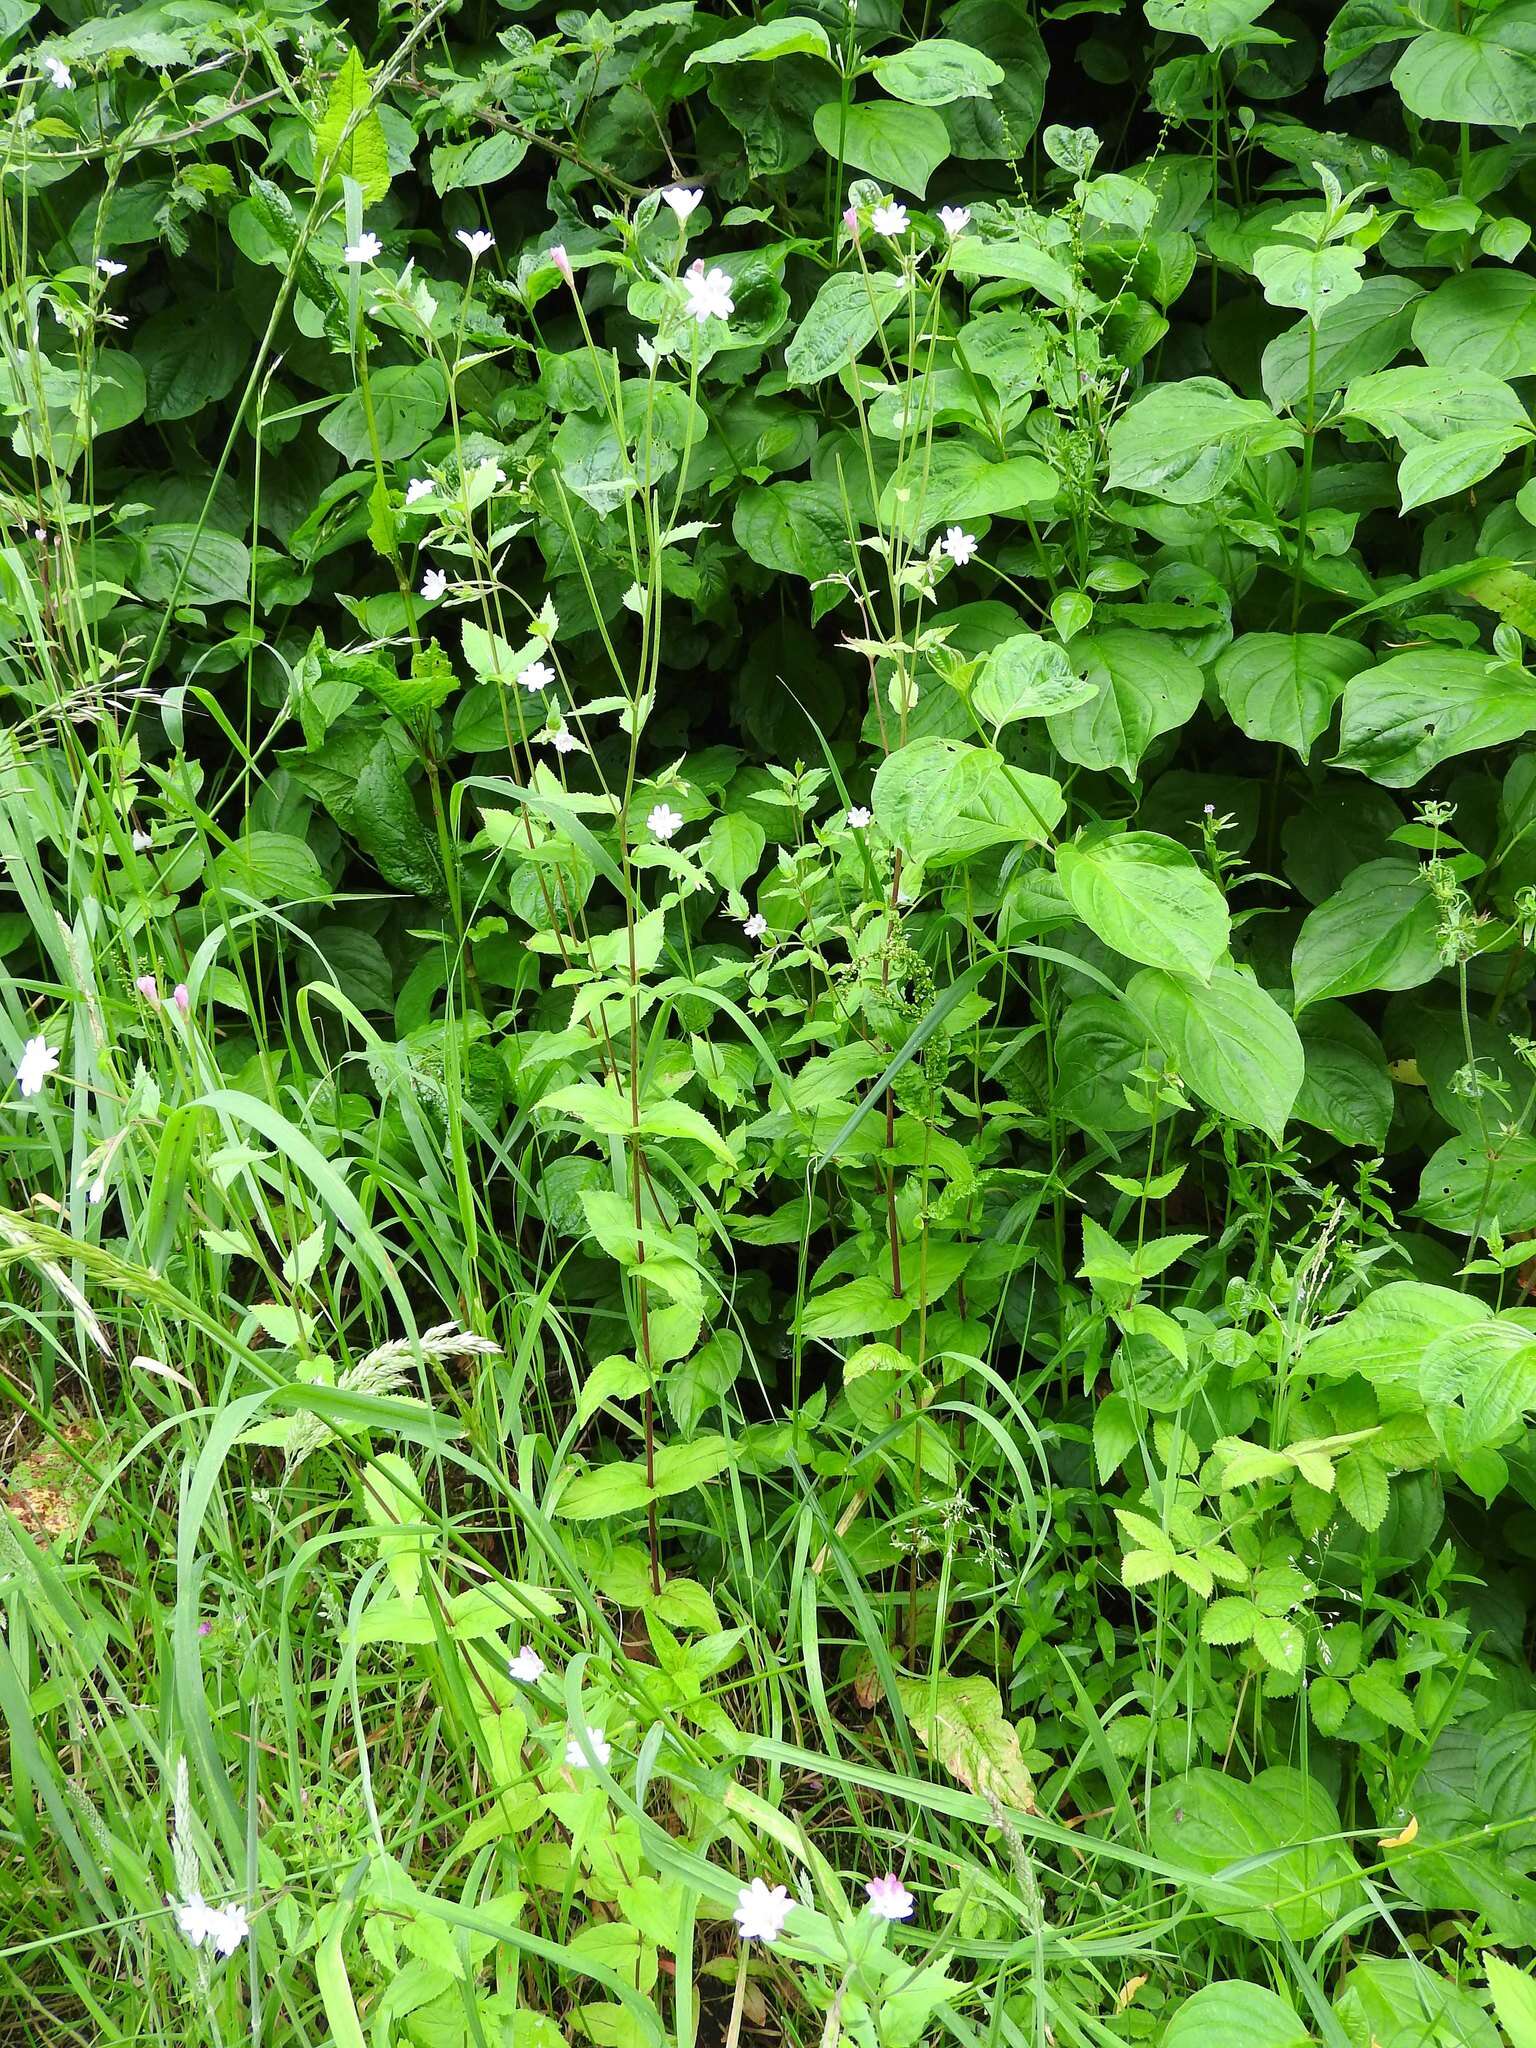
[972,633,1094,726]
[891,1672,1037,1813]
[1299,1280,1485,1389]
[321,365,447,465]
[1164,1984,1311,2048]
[1148,1767,1363,1939]
[1295,1003,1394,1148]
[1214,633,1370,760]
[687,16,833,67]
[1125,965,1304,1144]
[1057,831,1231,981]
[879,442,1058,541]
[784,271,904,386]
[1392,3,1536,125]
[812,100,951,196]
[313,48,391,204]
[1291,859,1440,1009]
[1106,377,1299,504]
[554,1436,738,1520]
[871,38,1005,104]
[872,736,1065,864]
[1413,268,1536,377]
[1253,242,1364,323]
[1047,627,1205,779]
[1335,648,1536,785]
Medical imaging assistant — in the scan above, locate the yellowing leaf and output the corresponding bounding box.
[893,1673,1038,1814]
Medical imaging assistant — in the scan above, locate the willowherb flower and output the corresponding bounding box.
[682,259,733,325]
[733,1877,793,1943]
[939,526,978,566]
[405,477,433,505]
[421,566,447,602]
[44,55,71,89]
[662,186,703,223]
[743,913,767,941]
[131,828,153,850]
[647,803,685,842]
[843,204,860,240]
[872,202,909,238]
[508,1645,546,1683]
[864,1873,915,1920]
[938,205,971,238]
[97,258,127,279]
[16,1037,59,1098]
[545,726,583,755]
[343,232,382,266]
[565,1725,611,1769]
[846,806,871,830]
[518,660,555,693]
[548,243,573,283]
[172,983,190,1015]
[456,228,495,259]
[135,974,160,1005]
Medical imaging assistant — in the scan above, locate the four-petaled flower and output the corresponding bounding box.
[545,726,583,754]
[662,187,703,223]
[872,202,909,238]
[549,244,574,283]
[136,975,160,1006]
[44,55,71,89]
[508,1645,546,1683]
[131,828,153,850]
[865,1873,915,1921]
[343,232,382,266]
[939,526,978,566]
[518,660,555,693]
[647,803,685,842]
[682,259,734,326]
[733,1878,793,1944]
[456,228,495,260]
[16,1037,59,1098]
[565,1725,611,1769]
[421,566,447,602]
[97,258,127,279]
[846,806,871,830]
[743,913,767,941]
[938,206,971,238]
[405,478,433,505]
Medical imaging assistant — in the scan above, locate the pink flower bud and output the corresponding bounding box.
[135,974,160,1006]
[843,205,860,240]
[172,983,190,1015]
[549,244,573,283]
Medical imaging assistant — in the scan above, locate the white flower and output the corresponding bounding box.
[421,567,447,602]
[131,828,153,850]
[733,1878,793,1944]
[864,1873,915,1920]
[544,726,584,755]
[171,1891,221,1947]
[939,526,978,566]
[565,1725,611,1769]
[743,913,767,941]
[662,186,703,223]
[16,1036,59,1098]
[97,258,127,279]
[518,660,555,693]
[846,806,871,830]
[405,477,433,505]
[456,228,495,260]
[682,259,734,325]
[872,202,909,238]
[343,232,381,266]
[207,1903,249,1957]
[44,55,72,89]
[938,206,971,238]
[88,1175,107,1205]
[647,803,684,842]
[508,1645,546,1683]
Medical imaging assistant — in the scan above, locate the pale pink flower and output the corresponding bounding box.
[843,205,860,240]
[135,975,160,1005]
[172,984,190,1015]
[865,1873,915,1920]
[549,244,573,283]
[508,1645,546,1683]
[743,913,767,941]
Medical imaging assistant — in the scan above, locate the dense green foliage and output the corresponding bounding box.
[5,0,1536,2042]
